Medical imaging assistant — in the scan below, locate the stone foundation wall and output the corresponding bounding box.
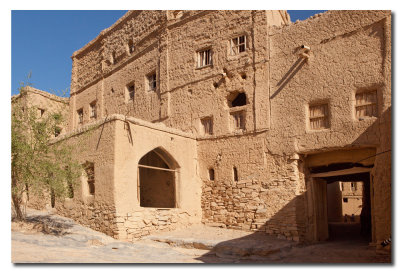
[56,200,118,238]
[115,208,192,241]
[199,135,307,242]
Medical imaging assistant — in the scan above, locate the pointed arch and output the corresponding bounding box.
[138,147,178,208]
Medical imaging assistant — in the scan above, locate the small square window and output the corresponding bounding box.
[231,111,245,131]
[77,109,83,124]
[231,35,246,55]
[147,73,157,91]
[90,101,97,119]
[355,90,377,119]
[127,83,135,101]
[309,103,329,130]
[343,198,348,203]
[197,49,212,68]
[201,117,213,135]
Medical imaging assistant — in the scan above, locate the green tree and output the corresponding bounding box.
[11,85,81,220]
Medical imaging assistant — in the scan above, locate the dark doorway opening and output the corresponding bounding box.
[138,148,177,208]
[314,172,372,242]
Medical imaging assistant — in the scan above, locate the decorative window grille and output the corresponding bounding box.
[231,111,245,131]
[77,109,83,124]
[147,73,157,91]
[197,49,212,67]
[309,104,329,130]
[231,35,246,55]
[90,101,97,119]
[355,90,377,118]
[201,117,213,135]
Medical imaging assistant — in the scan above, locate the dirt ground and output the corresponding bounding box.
[11,208,391,263]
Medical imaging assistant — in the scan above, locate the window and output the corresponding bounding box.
[54,127,61,137]
[355,90,377,119]
[309,103,329,130]
[351,182,357,191]
[111,51,116,64]
[147,73,157,91]
[128,39,134,54]
[228,92,247,108]
[231,35,246,55]
[90,101,97,119]
[37,108,45,117]
[208,168,215,181]
[343,198,348,203]
[233,167,238,182]
[77,109,83,124]
[231,111,245,131]
[197,49,212,68]
[201,117,213,135]
[84,163,95,195]
[127,83,135,101]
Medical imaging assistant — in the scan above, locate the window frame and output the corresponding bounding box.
[308,103,329,130]
[146,72,157,92]
[355,90,378,119]
[230,35,247,55]
[231,110,246,132]
[197,48,213,68]
[201,116,213,136]
[90,101,97,119]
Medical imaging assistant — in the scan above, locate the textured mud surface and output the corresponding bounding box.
[11,209,390,263]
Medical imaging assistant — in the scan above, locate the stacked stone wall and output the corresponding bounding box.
[114,208,192,241]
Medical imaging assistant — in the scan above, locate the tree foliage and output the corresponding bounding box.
[11,86,81,220]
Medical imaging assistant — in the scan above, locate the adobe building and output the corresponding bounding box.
[18,10,391,251]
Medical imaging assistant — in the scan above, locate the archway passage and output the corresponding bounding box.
[138,148,177,208]
[312,171,372,242]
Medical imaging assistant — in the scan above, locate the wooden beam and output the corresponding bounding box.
[310,167,372,178]
[138,164,176,172]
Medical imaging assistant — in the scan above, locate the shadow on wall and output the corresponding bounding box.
[271,56,307,99]
[195,193,308,262]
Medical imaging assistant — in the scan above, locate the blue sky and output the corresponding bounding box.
[11,10,327,97]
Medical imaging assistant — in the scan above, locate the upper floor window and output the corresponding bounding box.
[309,103,329,130]
[231,111,245,131]
[90,101,97,119]
[201,117,213,136]
[37,108,45,118]
[228,92,247,108]
[77,108,83,125]
[197,49,212,68]
[231,35,246,55]
[127,83,135,101]
[355,90,377,119]
[147,72,157,92]
[128,39,135,54]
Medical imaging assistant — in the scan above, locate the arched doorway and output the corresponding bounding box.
[138,148,178,208]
